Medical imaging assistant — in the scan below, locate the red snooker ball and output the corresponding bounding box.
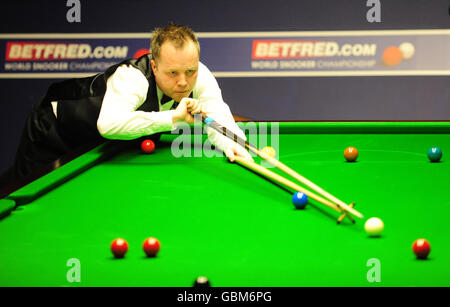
[111,238,128,258]
[344,147,358,162]
[143,237,160,257]
[141,139,155,154]
[412,239,431,259]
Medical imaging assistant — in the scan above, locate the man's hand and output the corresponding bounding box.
[172,98,201,124]
[173,98,252,163]
[186,99,203,115]
[223,142,254,163]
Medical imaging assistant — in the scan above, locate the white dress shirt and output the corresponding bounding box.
[94,61,246,153]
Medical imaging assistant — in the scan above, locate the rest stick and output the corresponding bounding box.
[337,203,356,224]
[234,157,345,216]
[202,115,363,219]
[262,154,363,219]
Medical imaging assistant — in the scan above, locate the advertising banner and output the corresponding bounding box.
[0,30,449,78]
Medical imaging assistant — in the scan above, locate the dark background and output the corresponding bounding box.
[1,0,449,174]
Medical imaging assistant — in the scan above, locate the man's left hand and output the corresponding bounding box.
[223,143,254,163]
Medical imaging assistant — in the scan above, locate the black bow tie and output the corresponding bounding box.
[161,94,173,104]
[161,94,179,109]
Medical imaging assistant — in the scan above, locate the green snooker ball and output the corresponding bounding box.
[428,147,442,162]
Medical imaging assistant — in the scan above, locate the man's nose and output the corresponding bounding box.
[177,75,187,88]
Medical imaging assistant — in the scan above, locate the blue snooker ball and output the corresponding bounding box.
[292,192,308,209]
[428,147,442,162]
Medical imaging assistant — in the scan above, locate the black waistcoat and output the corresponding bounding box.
[42,54,158,146]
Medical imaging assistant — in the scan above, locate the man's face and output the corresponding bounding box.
[151,40,199,102]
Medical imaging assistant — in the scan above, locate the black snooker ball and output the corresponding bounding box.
[193,276,210,287]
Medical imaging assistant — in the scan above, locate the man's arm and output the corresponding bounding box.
[194,62,252,161]
[97,64,175,140]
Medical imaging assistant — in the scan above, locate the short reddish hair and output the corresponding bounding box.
[151,24,200,62]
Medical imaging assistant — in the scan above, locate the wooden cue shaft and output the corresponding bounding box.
[256,148,363,219]
[202,115,364,219]
[234,156,343,214]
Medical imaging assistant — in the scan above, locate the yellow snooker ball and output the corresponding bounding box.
[262,146,276,158]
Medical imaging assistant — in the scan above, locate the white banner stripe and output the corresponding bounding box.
[0,73,92,78]
[1,70,449,79]
[0,33,153,39]
[213,70,450,77]
[0,29,449,39]
[198,29,450,37]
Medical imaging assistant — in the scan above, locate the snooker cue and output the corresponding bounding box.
[202,115,363,219]
[235,156,355,223]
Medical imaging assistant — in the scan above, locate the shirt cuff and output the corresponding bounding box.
[157,110,176,132]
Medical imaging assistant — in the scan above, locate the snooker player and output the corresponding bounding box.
[0,24,252,187]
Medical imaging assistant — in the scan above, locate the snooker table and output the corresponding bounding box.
[0,121,449,287]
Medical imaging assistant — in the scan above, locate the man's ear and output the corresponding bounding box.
[150,59,157,74]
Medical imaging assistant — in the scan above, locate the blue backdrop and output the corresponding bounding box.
[1,0,449,174]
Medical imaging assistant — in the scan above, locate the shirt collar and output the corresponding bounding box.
[156,86,173,104]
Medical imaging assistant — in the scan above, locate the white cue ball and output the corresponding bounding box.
[399,42,415,60]
[364,217,384,237]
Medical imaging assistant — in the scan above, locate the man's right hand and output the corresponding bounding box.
[172,98,200,124]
